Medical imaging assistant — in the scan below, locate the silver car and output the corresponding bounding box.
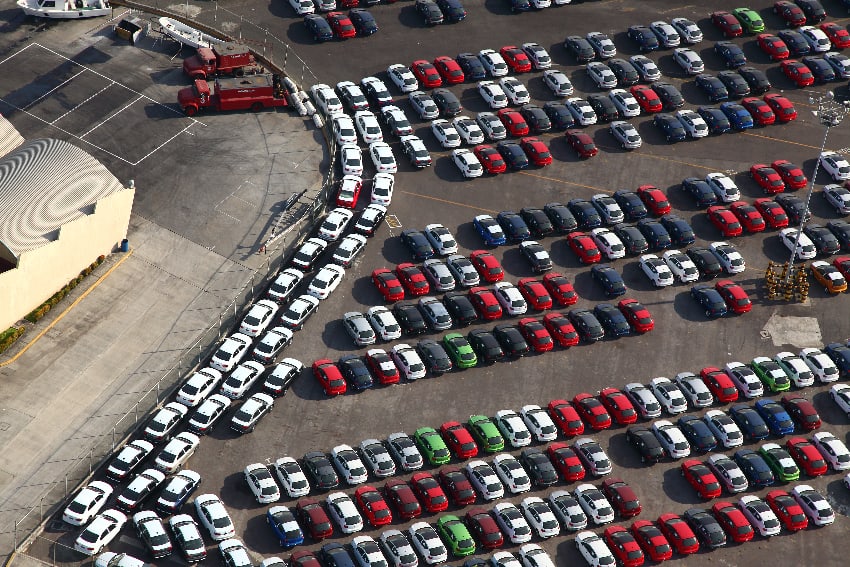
[343,311,377,346]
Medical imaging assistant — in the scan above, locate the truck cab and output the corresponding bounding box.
[183,42,257,80]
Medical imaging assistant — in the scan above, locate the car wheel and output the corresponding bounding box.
[705,310,712,318]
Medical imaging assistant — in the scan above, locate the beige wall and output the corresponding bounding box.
[0,187,135,331]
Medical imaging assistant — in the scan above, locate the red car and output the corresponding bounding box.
[499,45,532,73]
[599,388,638,425]
[439,421,478,459]
[637,185,671,216]
[700,366,739,403]
[439,467,477,506]
[564,129,599,158]
[573,393,612,430]
[546,441,585,481]
[473,144,507,174]
[547,400,585,437]
[372,268,405,301]
[754,198,790,228]
[313,359,346,396]
[542,272,578,306]
[715,279,753,314]
[289,550,320,567]
[410,472,448,513]
[433,55,465,85]
[396,263,430,296]
[707,206,743,237]
[749,164,785,194]
[630,85,663,113]
[327,11,356,38]
[711,11,743,37]
[465,508,504,549]
[296,498,334,540]
[366,349,401,385]
[730,201,767,233]
[764,93,796,121]
[354,485,392,527]
[520,137,552,167]
[765,489,808,531]
[470,250,505,282]
[780,395,821,431]
[781,59,815,87]
[517,278,553,311]
[821,22,850,49]
[468,286,503,320]
[335,177,362,208]
[516,318,553,352]
[602,478,642,518]
[542,312,580,347]
[384,478,422,520]
[631,520,673,562]
[774,1,806,27]
[617,298,654,333]
[711,501,754,542]
[567,232,602,264]
[756,33,790,60]
[496,108,530,136]
[657,514,699,555]
[771,159,806,189]
[603,526,644,567]
[681,459,722,499]
[835,256,850,279]
[741,97,776,126]
[785,437,828,476]
[411,60,442,88]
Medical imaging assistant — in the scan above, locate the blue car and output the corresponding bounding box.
[496,141,529,171]
[713,42,747,68]
[400,230,435,261]
[754,399,795,436]
[729,403,770,441]
[456,53,486,80]
[473,215,507,246]
[568,199,602,229]
[677,415,718,452]
[590,265,627,297]
[719,102,754,130]
[659,215,695,246]
[349,9,378,36]
[320,543,356,567]
[593,303,631,337]
[653,113,687,143]
[304,14,333,42]
[613,190,648,221]
[156,470,201,514]
[436,0,466,21]
[697,106,732,134]
[690,284,727,318]
[824,342,850,374]
[695,74,729,103]
[733,449,775,488]
[628,25,660,51]
[267,505,305,548]
[636,219,672,250]
[681,177,718,208]
[496,211,531,243]
[338,355,374,390]
[802,56,836,83]
[777,30,811,56]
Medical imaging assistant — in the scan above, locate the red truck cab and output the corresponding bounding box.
[182,42,258,80]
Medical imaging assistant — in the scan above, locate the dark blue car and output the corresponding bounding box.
[591,265,627,297]
[400,229,435,261]
[778,30,812,56]
[543,102,576,130]
[267,506,305,548]
[613,190,648,221]
[714,41,747,68]
[568,199,603,229]
[681,177,719,208]
[677,415,718,452]
[349,9,378,36]
[698,106,732,134]
[338,355,374,390]
[155,471,201,514]
[593,303,631,337]
[654,113,687,142]
[544,202,579,233]
[719,102,754,130]
[660,215,696,246]
[496,211,531,243]
[628,25,660,51]
[456,53,486,80]
[691,284,728,318]
[437,0,466,21]
[802,56,836,83]
[320,543,356,567]
[472,215,507,246]
[636,219,672,250]
[729,403,770,441]
[304,14,333,42]
[496,141,529,170]
[733,449,775,488]
[717,71,751,98]
[695,74,729,103]
[825,342,850,374]
[754,399,795,436]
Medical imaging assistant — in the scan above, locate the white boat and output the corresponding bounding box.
[158,17,226,49]
[17,0,111,18]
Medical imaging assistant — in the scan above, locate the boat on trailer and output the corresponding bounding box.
[158,16,226,49]
[17,0,111,18]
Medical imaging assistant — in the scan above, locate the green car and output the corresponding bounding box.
[750,356,791,392]
[468,415,505,453]
[414,427,451,465]
[758,443,800,482]
[436,515,476,557]
[443,333,478,369]
[732,7,765,33]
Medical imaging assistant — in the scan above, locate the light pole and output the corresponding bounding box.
[782,91,850,288]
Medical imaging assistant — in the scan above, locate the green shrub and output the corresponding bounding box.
[0,326,25,354]
[24,254,107,324]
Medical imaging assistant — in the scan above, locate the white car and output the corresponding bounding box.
[662,250,699,283]
[452,116,485,145]
[327,492,364,534]
[672,47,704,74]
[671,17,703,43]
[587,61,617,89]
[318,208,354,241]
[339,144,364,176]
[266,268,304,303]
[676,109,708,138]
[210,333,251,374]
[825,51,850,78]
[289,0,314,14]
[332,114,358,145]
[609,120,641,149]
[310,84,343,116]
[520,498,560,539]
[466,460,505,500]
[548,490,588,531]
[493,281,528,316]
[74,509,127,555]
[623,383,662,419]
[630,54,661,81]
[495,409,533,448]
[273,457,310,498]
[566,97,598,126]
[542,70,574,97]
[589,229,626,261]
[337,80,369,112]
[494,502,533,544]
[639,254,674,287]
[573,438,612,476]
[400,135,432,169]
[366,306,402,341]
[169,514,206,562]
[819,150,850,181]
[710,241,746,274]
[823,184,850,214]
[446,255,480,287]
[478,49,509,77]
[313,0,335,11]
[431,118,461,148]
[387,432,424,471]
[674,372,714,408]
[519,544,556,567]
[368,173,394,207]
[239,299,279,338]
[478,80,509,109]
[359,439,396,478]
[499,77,531,105]
[705,172,740,202]
[63,481,113,526]
[230,392,274,433]
[409,90,439,119]
[520,405,558,442]
[379,529,416,567]
[452,149,484,178]
[391,344,426,381]
[774,351,815,387]
[651,420,691,459]
[703,410,744,448]
[331,444,369,485]
[262,358,304,397]
[494,454,532,494]
[800,25,831,52]
[812,431,850,470]
[650,377,688,414]
[739,495,781,536]
[800,347,840,383]
[369,141,397,174]
[522,42,552,69]
[575,531,615,567]
[476,111,508,140]
[424,223,458,255]
[244,463,281,504]
[387,64,418,93]
[608,88,639,117]
[219,539,252,567]
[307,264,345,300]
[154,432,200,474]
[706,453,748,493]
[587,31,616,58]
[792,484,835,526]
[574,484,615,525]
[650,20,681,47]
[280,294,320,330]
[291,237,328,270]
[195,493,235,541]
[132,511,172,559]
[779,228,817,260]
[352,536,388,567]
[409,522,447,565]
[590,194,625,225]
[382,105,413,137]
[176,367,224,407]
[725,361,764,398]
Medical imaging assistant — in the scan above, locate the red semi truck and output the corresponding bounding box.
[178,74,288,116]
[182,43,260,80]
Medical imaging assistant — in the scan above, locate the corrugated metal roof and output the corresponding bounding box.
[0,114,24,157]
[0,138,126,259]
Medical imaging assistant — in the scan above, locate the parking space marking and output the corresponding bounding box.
[518,171,605,192]
[635,153,718,172]
[22,69,87,111]
[399,190,497,213]
[80,95,144,138]
[50,81,116,125]
[742,131,824,151]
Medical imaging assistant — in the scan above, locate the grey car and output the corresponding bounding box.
[446,254,480,287]
[423,259,457,292]
[417,297,453,331]
[343,311,377,346]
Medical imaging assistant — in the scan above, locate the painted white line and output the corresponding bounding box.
[80,95,143,138]
[0,42,35,66]
[50,81,115,125]
[22,69,88,110]
[128,122,200,166]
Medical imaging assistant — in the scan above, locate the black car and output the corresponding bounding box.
[544,202,578,233]
[636,219,672,249]
[443,292,478,326]
[681,177,719,208]
[652,82,684,109]
[467,328,504,363]
[804,224,841,255]
[497,210,531,242]
[567,309,605,342]
[568,199,603,229]
[520,241,553,272]
[695,74,729,103]
[628,24,661,51]
[777,30,811,56]
[795,0,826,22]
[416,339,453,374]
[678,415,718,452]
[612,223,649,255]
[508,0,532,12]
[338,355,374,390]
[590,265,627,297]
[682,508,727,549]
[613,190,648,221]
[320,543,356,567]
[519,104,551,133]
[543,102,575,130]
[456,53,486,81]
[436,0,466,21]
[827,219,850,249]
[564,35,596,62]
[348,9,378,36]
[653,113,687,143]
[432,88,462,116]
[304,14,333,42]
[659,215,696,246]
[713,41,746,69]
[593,303,631,337]
[303,451,339,490]
[687,246,723,278]
[520,207,555,238]
[733,449,775,488]
[729,404,771,441]
[691,284,728,318]
[717,70,751,98]
[519,448,559,487]
[697,106,733,134]
[400,229,435,261]
[393,302,428,335]
[496,141,529,170]
[608,58,640,86]
[776,194,811,224]
[802,56,836,83]
[737,67,771,94]
[587,94,619,122]
[626,427,666,463]
[415,0,444,25]
[493,324,530,357]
